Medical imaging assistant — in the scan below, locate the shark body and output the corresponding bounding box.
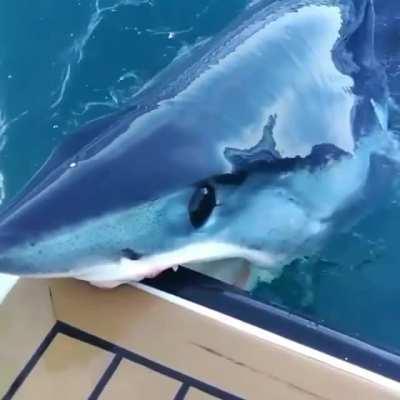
[0,0,396,288]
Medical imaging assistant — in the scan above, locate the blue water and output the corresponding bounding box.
[1,0,400,353]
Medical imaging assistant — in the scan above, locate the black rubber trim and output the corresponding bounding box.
[145,267,400,382]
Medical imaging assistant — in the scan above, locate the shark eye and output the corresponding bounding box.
[188,184,216,228]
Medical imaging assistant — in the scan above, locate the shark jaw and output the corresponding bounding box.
[73,241,285,289]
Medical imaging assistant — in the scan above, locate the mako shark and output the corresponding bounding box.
[0,0,397,288]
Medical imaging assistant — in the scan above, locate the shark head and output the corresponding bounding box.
[0,132,395,287]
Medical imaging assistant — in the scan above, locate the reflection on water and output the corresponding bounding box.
[0,0,399,353]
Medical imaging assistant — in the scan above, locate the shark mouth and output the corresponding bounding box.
[73,241,284,288]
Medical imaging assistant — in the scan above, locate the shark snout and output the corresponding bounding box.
[0,226,41,275]
[0,227,30,254]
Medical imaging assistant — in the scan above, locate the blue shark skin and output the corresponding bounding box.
[0,0,397,287]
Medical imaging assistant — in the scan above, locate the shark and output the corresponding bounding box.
[0,0,397,289]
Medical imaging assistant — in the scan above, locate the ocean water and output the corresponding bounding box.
[1,0,400,354]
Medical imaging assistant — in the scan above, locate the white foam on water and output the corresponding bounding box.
[0,164,18,304]
[74,100,118,117]
[0,111,8,152]
[64,0,154,115]
[0,110,28,302]
[118,70,140,83]
[145,27,193,37]
[0,108,28,204]
[0,172,5,206]
[51,64,72,109]
[72,0,154,65]
[0,110,28,152]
